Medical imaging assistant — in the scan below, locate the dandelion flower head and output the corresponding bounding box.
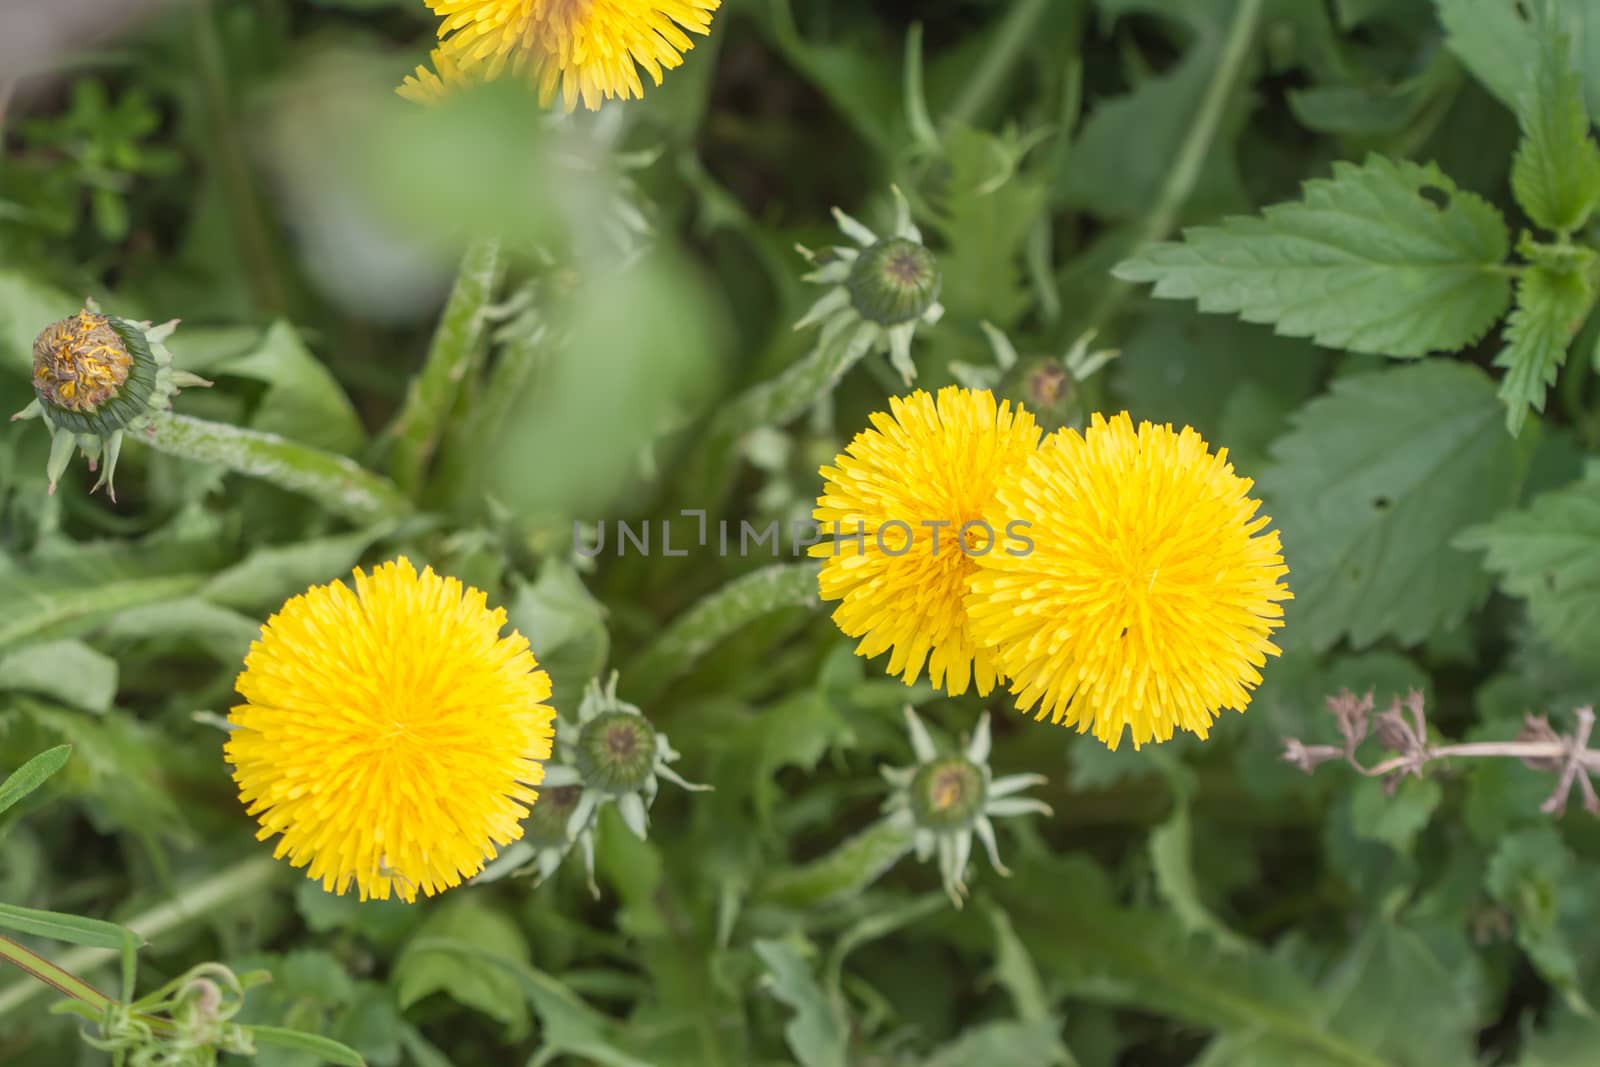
[967,413,1291,749]
[225,557,556,901]
[812,386,1041,698]
[403,0,721,111]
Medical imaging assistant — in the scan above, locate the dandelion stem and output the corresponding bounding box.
[141,412,413,525]
[1083,0,1265,338]
[387,238,505,496]
[0,856,280,1018]
[624,562,823,703]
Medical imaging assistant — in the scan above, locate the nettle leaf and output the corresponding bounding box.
[1114,155,1513,357]
[1260,362,1521,650]
[1485,826,1591,1012]
[1494,258,1597,435]
[1458,470,1600,659]
[1510,20,1600,234]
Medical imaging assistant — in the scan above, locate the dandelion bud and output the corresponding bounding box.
[523,783,584,848]
[12,305,207,499]
[575,709,660,795]
[909,757,986,831]
[847,238,941,326]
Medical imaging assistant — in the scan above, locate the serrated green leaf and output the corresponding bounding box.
[755,939,849,1067]
[1150,798,1250,950]
[1511,18,1600,233]
[1486,826,1590,1012]
[1114,155,1513,357]
[0,745,71,817]
[1494,262,1597,435]
[201,528,385,610]
[1457,473,1600,658]
[1348,776,1443,853]
[1260,362,1520,649]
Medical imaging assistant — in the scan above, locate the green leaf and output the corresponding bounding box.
[393,900,530,1037]
[0,745,71,816]
[1510,20,1600,233]
[1486,826,1590,1012]
[0,901,140,950]
[756,820,915,909]
[1435,0,1600,119]
[1150,798,1250,951]
[0,543,214,654]
[925,1021,1075,1067]
[248,1026,368,1067]
[0,641,116,713]
[1260,362,1520,649]
[505,558,609,715]
[1113,155,1513,357]
[399,937,650,1067]
[1457,470,1600,658]
[1434,0,1542,111]
[214,320,366,456]
[1348,776,1444,853]
[202,528,386,610]
[754,939,850,1067]
[1060,23,1248,224]
[1494,259,1598,435]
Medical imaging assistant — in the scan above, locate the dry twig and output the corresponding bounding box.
[1283,690,1600,817]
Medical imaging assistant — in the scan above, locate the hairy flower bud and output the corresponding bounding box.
[847,237,941,326]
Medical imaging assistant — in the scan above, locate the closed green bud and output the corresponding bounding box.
[574,710,660,795]
[847,238,941,326]
[909,757,986,832]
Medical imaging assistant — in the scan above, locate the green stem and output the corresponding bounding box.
[141,412,413,524]
[755,820,916,910]
[623,561,822,703]
[0,934,115,1012]
[944,0,1052,131]
[189,0,288,315]
[691,323,873,506]
[1083,0,1264,338]
[388,238,505,496]
[0,856,280,1018]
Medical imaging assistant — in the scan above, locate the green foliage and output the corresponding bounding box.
[1259,362,1519,649]
[1460,468,1600,657]
[1113,155,1513,357]
[6,1,1600,1064]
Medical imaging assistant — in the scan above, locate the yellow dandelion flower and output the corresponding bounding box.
[967,413,1291,750]
[403,0,721,112]
[811,386,1041,697]
[398,46,468,104]
[225,557,556,902]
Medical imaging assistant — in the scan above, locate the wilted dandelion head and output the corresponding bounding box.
[224,557,556,902]
[967,413,1291,749]
[811,386,1041,698]
[403,0,721,111]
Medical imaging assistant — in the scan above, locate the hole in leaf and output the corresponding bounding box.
[1418,185,1449,210]
[1373,496,1392,511]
